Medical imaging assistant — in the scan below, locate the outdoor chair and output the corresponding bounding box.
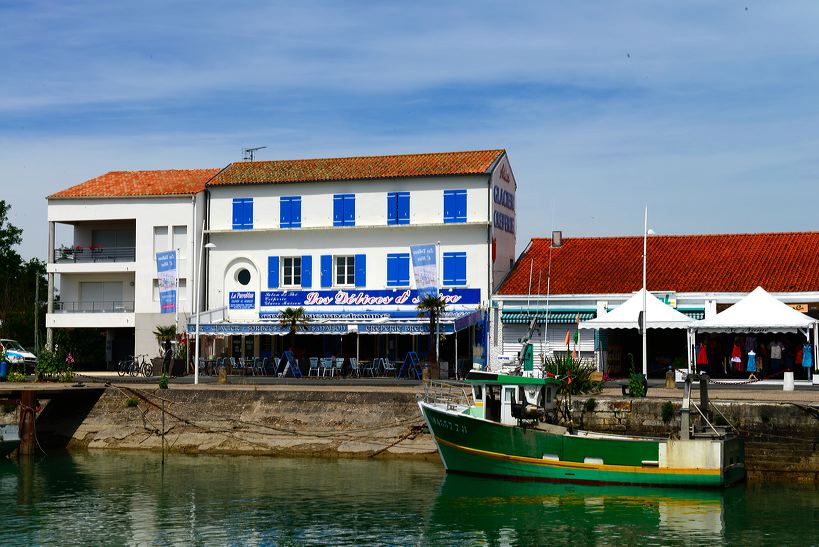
[321,358,334,377]
[335,358,344,377]
[349,357,360,377]
[382,358,397,376]
[229,356,238,374]
[273,357,281,376]
[308,357,320,377]
[198,358,206,377]
[363,358,378,377]
[255,357,267,376]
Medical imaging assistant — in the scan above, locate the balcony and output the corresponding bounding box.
[54,245,136,263]
[53,300,135,313]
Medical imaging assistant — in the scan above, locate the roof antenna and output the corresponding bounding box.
[243,146,267,161]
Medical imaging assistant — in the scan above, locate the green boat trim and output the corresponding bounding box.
[463,370,558,386]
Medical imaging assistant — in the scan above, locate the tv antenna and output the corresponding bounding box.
[243,146,267,161]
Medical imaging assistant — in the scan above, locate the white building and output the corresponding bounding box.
[45,169,218,364]
[195,149,517,375]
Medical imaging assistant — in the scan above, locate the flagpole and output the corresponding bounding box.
[642,206,648,378]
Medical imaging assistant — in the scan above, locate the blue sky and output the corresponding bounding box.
[3,1,819,259]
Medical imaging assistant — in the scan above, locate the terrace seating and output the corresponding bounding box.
[349,357,361,377]
[320,357,334,377]
[308,357,320,377]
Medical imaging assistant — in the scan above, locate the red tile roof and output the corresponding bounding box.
[48,168,221,199]
[208,149,505,186]
[498,233,819,295]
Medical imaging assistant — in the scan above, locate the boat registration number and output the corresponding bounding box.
[430,416,468,435]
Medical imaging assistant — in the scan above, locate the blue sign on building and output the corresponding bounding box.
[229,291,256,309]
[259,288,479,308]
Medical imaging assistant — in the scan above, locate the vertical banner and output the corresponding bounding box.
[156,250,177,314]
[410,244,438,299]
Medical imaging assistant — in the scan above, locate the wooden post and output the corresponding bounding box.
[18,390,37,456]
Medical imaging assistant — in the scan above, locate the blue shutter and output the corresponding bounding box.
[232,199,242,229]
[387,254,398,286]
[344,194,355,226]
[333,195,344,226]
[268,256,279,288]
[301,255,312,288]
[443,252,466,286]
[244,198,253,228]
[292,197,301,228]
[444,190,466,223]
[397,192,410,224]
[398,253,410,285]
[280,197,290,228]
[354,253,366,287]
[320,255,332,287]
[387,192,397,225]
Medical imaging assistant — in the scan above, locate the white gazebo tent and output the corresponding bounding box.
[579,289,693,372]
[691,286,818,382]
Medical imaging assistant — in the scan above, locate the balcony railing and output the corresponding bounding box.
[54,246,136,263]
[53,300,135,313]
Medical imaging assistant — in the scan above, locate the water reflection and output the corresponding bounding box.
[426,474,737,545]
[0,453,816,545]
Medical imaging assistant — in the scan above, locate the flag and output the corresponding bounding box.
[564,329,571,347]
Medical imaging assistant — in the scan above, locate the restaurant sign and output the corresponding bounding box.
[260,288,479,309]
[229,291,256,309]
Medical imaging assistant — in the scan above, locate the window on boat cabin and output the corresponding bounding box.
[472,385,483,403]
[484,385,501,422]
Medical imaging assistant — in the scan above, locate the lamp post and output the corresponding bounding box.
[194,240,215,385]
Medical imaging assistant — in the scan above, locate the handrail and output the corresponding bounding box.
[54,246,136,263]
[423,380,472,409]
[708,402,740,435]
[690,401,721,437]
[53,300,135,313]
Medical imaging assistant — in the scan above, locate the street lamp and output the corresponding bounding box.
[194,241,216,385]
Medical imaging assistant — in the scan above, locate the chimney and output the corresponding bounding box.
[551,230,563,248]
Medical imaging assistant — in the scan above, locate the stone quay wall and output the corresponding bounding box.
[15,385,819,482]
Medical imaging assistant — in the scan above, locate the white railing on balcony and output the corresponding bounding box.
[54,246,136,263]
[53,300,135,313]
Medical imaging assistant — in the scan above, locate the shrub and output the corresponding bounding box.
[661,401,675,424]
[35,349,74,382]
[584,398,598,412]
[158,374,169,389]
[126,398,139,408]
[543,354,604,396]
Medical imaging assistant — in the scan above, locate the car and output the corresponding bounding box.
[0,339,37,373]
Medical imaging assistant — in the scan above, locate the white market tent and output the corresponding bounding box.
[690,286,818,379]
[693,286,816,333]
[578,289,692,330]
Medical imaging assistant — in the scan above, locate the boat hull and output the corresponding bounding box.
[420,401,744,488]
[0,425,20,458]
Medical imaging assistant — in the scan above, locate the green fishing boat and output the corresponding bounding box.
[418,371,745,488]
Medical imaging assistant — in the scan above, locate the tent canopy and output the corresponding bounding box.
[693,286,816,333]
[578,288,691,330]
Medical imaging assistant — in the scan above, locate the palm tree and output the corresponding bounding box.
[153,324,177,352]
[417,294,447,379]
[278,307,310,352]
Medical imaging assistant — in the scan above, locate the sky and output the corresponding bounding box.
[2,1,819,260]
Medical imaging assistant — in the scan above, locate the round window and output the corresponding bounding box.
[237,268,251,286]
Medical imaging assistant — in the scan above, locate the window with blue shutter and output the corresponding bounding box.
[443,252,467,286]
[232,198,253,230]
[443,190,467,223]
[267,256,279,288]
[333,194,356,226]
[280,196,301,228]
[354,254,366,287]
[386,253,410,286]
[387,192,410,225]
[320,255,333,288]
[301,255,312,288]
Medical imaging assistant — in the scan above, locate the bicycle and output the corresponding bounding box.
[117,355,135,377]
[117,354,153,377]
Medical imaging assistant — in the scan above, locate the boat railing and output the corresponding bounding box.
[422,380,472,410]
[682,372,740,439]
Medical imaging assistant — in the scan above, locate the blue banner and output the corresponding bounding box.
[229,291,256,309]
[410,244,438,299]
[156,250,177,314]
[260,288,479,309]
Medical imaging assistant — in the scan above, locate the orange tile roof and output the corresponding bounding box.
[498,232,819,295]
[208,149,505,186]
[48,168,221,199]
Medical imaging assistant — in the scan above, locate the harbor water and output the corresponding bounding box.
[0,452,817,545]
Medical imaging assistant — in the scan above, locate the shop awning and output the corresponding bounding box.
[501,311,595,325]
[579,289,692,330]
[693,286,816,333]
[187,310,484,336]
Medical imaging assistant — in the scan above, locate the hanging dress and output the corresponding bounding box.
[746,351,757,373]
[803,343,814,369]
[731,342,743,371]
[696,343,708,366]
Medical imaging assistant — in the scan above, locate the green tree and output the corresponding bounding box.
[0,200,47,350]
[417,294,447,379]
[278,307,310,351]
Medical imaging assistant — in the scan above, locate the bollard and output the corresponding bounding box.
[665,368,676,389]
[783,371,794,391]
